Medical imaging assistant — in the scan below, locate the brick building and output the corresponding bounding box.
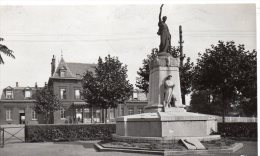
[0,55,148,125]
[0,83,41,125]
[48,55,148,124]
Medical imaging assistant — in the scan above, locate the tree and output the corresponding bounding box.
[0,38,15,64]
[136,48,159,93]
[190,90,222,115]
[192,41,257,122]
[237,49,257,116]
[82,55,133,123]
[136,47,194,105]
[180,57,194,104]
[35,86,62,124]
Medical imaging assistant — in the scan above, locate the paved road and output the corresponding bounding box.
[0,140,257,156]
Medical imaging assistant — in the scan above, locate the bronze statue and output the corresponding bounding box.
[157,4,171,53]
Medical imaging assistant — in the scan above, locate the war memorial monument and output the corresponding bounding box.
[96,5,243,154]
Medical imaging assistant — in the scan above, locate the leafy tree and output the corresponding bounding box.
[190,90,222,115]
[136,47,194,105]
[237,49,257,116]
[180,57,194,104]
[0,38,15,64]
[136,48,159,93]
[35,86,62,124]
[82,55,133,123]
[192,41,256,121]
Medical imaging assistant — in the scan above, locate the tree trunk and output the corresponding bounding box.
[222,96,228,123]
[91,106,93,124]
[105,108,107,123]
[46,113,50,124]
[181,94,186,105]
[101,108,105,123]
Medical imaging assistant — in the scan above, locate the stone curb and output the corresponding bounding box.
[94,143,164,155]
[94,142,243,156]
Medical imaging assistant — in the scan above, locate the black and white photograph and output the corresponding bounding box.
[0,0,258,155]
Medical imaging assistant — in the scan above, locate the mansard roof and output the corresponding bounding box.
[1,86,41,100]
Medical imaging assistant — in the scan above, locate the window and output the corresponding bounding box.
[84,108,90,118]
[121,108,124,116]
[32,110,37,120]
[60,108,65,119]
[6,91,13,99]
[133,92,138,100]
[6,108,12,120]
[25,90,31,98]
[138,108,144,114]
[60,88,67,99]
[75,89,80,99]
[128,108,134,115]
[60,71,65,77]
[110,109,115,119]
[95,110,100,118]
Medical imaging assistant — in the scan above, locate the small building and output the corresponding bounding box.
[0,83,41,125]
[118,89,147,117]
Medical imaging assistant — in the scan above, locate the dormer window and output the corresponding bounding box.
[25,90,31,98]
[24,87,32,99]
[6,90,13,99]
[60,71,65,77]
[5,86,13,99]
[60,66,66,77]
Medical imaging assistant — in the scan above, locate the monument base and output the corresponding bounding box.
[115,111,219,143]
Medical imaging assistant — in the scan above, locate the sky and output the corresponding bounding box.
[0,3,258,100]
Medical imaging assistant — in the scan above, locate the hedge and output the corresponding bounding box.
[25,124,116,142]
[218,122,257,138]
[25,122,257,142]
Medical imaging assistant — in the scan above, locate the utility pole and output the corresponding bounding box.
[179,25,185,105]
[179,25,184,67]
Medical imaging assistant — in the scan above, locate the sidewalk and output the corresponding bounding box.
[0,140,257,156]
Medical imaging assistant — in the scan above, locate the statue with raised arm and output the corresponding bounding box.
[157,4,171,53]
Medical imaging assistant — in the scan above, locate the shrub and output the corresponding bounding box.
[218,122,257,138]
[25,124,116,142]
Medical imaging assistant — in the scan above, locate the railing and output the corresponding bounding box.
[215,116,257,123]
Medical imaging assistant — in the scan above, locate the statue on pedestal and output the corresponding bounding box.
[157,4,171,53]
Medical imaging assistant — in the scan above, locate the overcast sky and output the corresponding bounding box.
[0,4,257,97]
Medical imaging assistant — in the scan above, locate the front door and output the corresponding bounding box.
[19,113,25,124]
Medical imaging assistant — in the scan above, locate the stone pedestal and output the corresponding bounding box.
[145,52,183,113]
[115,111,220,143]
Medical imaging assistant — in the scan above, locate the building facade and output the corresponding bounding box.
[48,55,148,124]
[0,55,148,125]
[0,83,41,125]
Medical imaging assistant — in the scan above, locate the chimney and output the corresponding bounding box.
[35,82,38,89]
[16,82,19,87]
[51,55,56,76]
